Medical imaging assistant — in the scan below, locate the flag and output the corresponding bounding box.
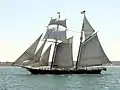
[57,12,60,19]
[57,12,60,14]
[81,10,86,14]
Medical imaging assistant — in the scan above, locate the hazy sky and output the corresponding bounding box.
[0,0,120,62]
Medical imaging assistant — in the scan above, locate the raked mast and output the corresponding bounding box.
[50,12,61,69]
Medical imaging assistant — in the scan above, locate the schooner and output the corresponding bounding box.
[11,11,111,74]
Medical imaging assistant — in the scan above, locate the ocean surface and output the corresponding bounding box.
[0,66,120,90]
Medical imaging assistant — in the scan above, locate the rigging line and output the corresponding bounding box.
[67,30,81,33]
[41,27,81,35]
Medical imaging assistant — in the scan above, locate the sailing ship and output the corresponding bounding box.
[11,11,111,74]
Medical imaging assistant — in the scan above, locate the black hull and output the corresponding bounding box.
[23,67,106,75]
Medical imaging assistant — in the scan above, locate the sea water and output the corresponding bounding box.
[0,66,120,90]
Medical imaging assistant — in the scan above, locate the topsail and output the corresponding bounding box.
[82,15,95,39]
[48,18,67,28]
[43,28,67,42]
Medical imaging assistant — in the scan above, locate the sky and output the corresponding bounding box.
[0,0,120,62]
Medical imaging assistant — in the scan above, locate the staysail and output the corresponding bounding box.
[39,44,52,66]
[82,14,95,39]
[77,33,111,67]
[34,39,47,61]
[11,34,42,66]
[53,37,74,68]
[23,39,47,66]
[31,44,51,67]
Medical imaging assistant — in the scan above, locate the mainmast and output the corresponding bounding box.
[50,12,61,69]
[75,10,85,69]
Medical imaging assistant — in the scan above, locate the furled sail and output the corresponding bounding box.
[11,34,42,66]
[43,28,67,42]
[82,15,95,39]
[31,44,51,67]
[53,37,74,68]
[77,33,111,67]
[48,18,67,28]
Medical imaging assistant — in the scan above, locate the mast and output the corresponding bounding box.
[75,10,85,69]
[76,11,111,68]
[50,12,60,69]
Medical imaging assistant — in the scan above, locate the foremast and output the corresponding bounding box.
[50,12,60,69]
[43,12,70,69]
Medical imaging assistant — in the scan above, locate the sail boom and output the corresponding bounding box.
[82,32,97,45]
[80,64,103,67]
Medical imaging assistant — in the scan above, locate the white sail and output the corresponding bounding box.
[39,44,51,66]
[34,39,47,61]
[11,34,42,66]
[21,55,38,66]
[77,33,111,67]
[43,28,67,42]
[65,37,73,44]
[53,37,74,68]
[31,44,51,67]
[82,15,95,39]
[23,39,47,66]
[48,18,67,28]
